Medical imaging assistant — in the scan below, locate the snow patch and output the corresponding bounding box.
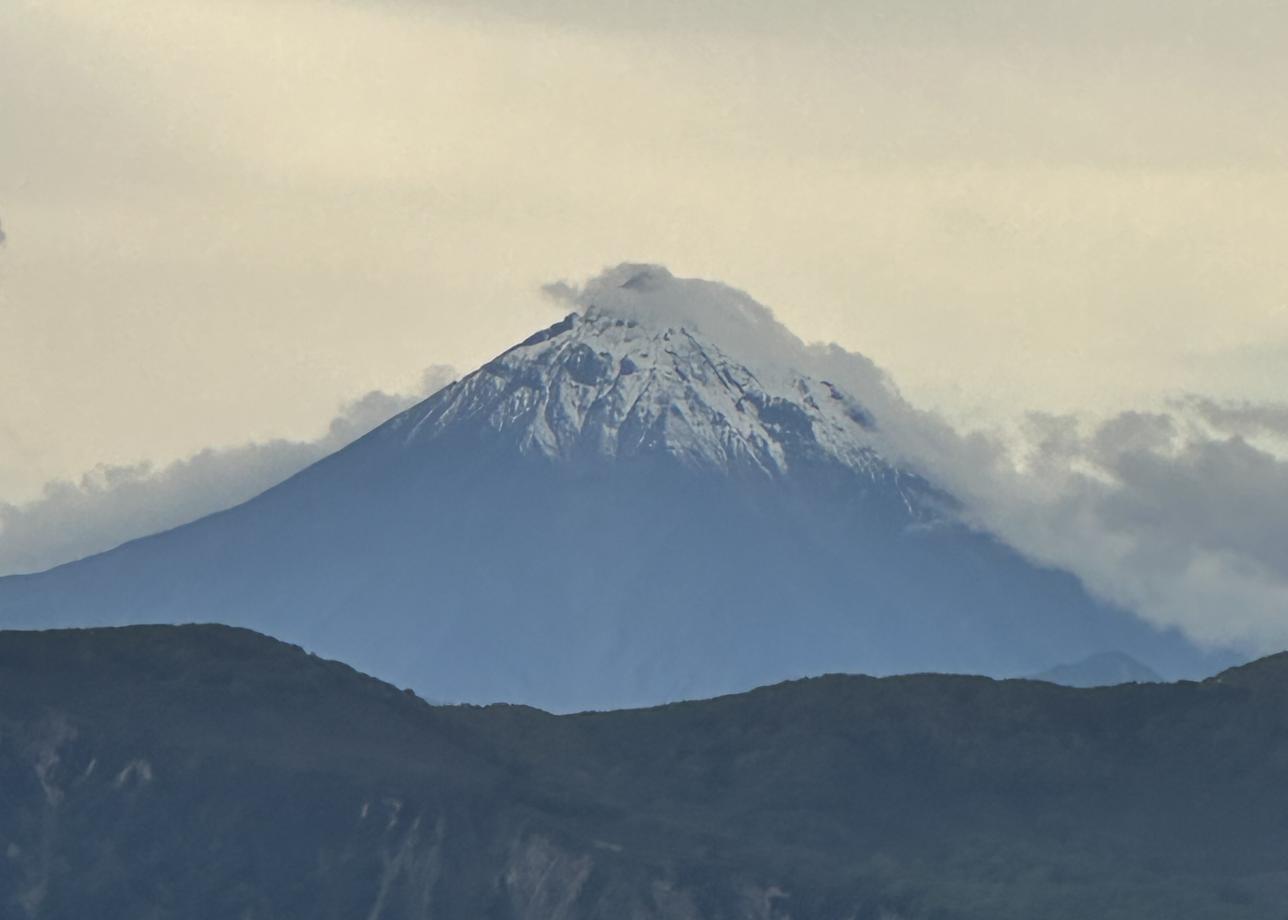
[403,296,892,480]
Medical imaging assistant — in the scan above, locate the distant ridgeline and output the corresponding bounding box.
[1,624,1286,920]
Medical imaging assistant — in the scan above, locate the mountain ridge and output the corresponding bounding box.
[1031,651,1165,687]
[0,623,1285,919]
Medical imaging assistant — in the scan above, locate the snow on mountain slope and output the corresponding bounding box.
[400,305,884,479]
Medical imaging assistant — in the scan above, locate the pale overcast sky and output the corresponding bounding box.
[2,0,1287,503]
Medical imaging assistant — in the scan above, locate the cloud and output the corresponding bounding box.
[0,217,6,246]
[860,387,1288,656]
[548,265,1288,656]
[543,264,852,392]
[965,408,1288,653]
[0,365,455,576]
[1175,395,1288,439]
[544,263,901,414]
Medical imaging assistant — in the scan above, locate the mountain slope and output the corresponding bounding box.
[1,624,1286,919]
[0,266,1230,709]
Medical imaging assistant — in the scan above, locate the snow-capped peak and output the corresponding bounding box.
[543,263,814,391]
[397,269,888,478]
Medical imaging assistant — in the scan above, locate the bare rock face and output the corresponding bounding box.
[503,836,594,920]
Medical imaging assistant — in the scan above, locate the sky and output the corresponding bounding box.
[2,1,1288,647]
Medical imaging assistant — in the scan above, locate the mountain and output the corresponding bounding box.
[2,624,1287,919]
[1033,651,1165,687]
[0,265,1230,710]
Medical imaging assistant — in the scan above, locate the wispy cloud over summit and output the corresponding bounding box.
[545,264,1288,654]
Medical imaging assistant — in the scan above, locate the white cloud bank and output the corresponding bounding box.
[948,407,1288,654]
[0,367,455,576]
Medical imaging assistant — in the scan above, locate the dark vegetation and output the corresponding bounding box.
[2,624,1287,919]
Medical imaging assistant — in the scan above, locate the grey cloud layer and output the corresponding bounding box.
[879,398,1288,656]
[0,366,455,576]
[1178,396,1288,439]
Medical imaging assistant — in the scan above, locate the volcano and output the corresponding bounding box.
[0,265,1222,710]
